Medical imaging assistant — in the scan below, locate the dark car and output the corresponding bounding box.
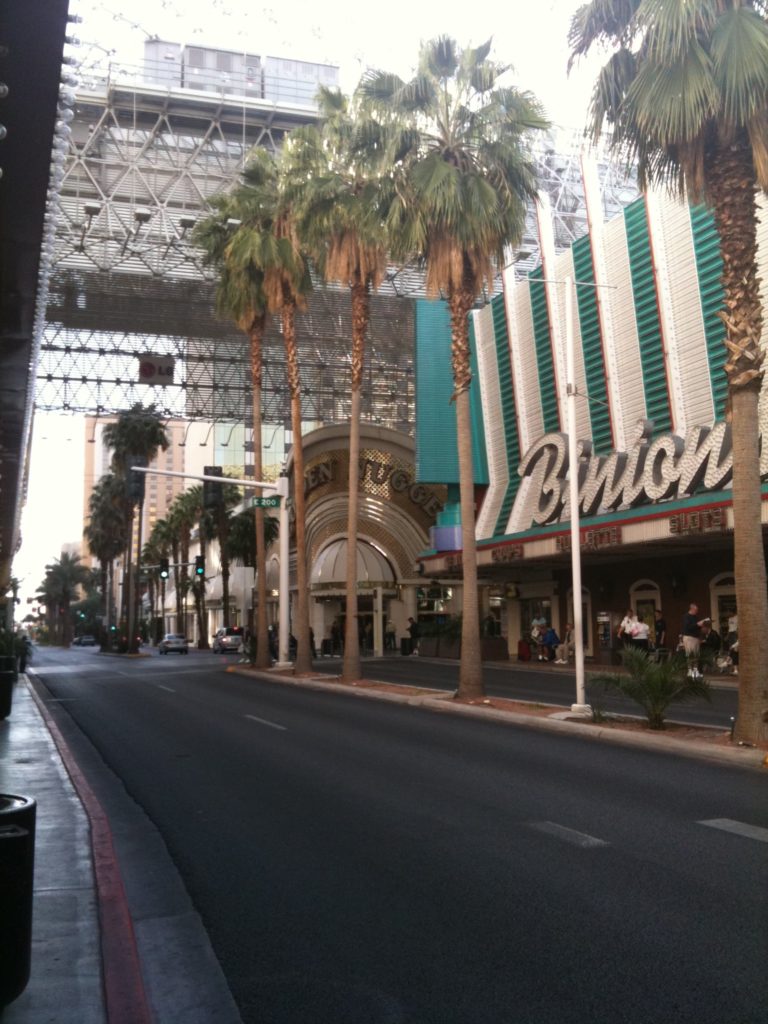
[72,635,96,647]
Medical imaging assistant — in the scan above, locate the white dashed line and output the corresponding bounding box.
[245,714,287,732]
[528,821,609,848]
[156,685,176,693]
[698,819,768,844]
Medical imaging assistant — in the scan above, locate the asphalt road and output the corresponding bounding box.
[32,646,767,1024]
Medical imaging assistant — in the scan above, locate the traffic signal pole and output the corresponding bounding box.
[130,467,291,667]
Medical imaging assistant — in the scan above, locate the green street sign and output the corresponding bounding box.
[251,496,281,508]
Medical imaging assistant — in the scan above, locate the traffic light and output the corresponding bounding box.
[159,557,169,579]
[128,454,147,504]
[203,465,223,511]
[194,555,205,577]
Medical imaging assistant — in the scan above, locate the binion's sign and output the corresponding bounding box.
[516,419,753,527]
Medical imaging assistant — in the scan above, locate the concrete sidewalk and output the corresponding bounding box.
[0,675,242,1024]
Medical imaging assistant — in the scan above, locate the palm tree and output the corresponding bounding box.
[84,473,129,635]
[360,37,549,699]
[569,0,768,745]
[225,148,314,673]
[200,479,243,631]
[168,487,205,644]
[193,195,272,668]
[37,553,92,646]
[148,517,174,638]
[102,404,170,653]
[287,88,389,682]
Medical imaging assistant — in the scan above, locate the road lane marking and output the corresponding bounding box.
[698,819,768,844]
[245,714,287,732]
[156,685,176,693]
[528,821,609,848]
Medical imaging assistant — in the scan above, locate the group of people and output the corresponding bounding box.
[529,620,574,664]
[616,608,664,651]
[616,602,738,677]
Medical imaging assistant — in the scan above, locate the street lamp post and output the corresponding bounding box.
[565,275,590,715]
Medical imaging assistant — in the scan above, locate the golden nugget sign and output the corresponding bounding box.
[518,420,738,526]
[305,457,444,517]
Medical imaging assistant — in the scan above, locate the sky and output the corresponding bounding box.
[14,0,598,609]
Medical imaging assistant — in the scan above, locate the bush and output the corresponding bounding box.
[588,646,711,730]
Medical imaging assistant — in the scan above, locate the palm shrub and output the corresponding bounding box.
[589,646,712,730]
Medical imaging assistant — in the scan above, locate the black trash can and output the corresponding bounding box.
[0,794,36,1007]
[400,637,413,656]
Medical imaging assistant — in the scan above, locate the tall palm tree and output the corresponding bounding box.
[84,473,129,634]
[199,479,243,630]
[168,487,205,644]
[226,148,314,673]
[287,88,388,682]
[569,0,768,745]
[37,553,92,646]
[193,196,272,668]
[102,404,170,652]
[360,37,549,699]
[149,517,174,637]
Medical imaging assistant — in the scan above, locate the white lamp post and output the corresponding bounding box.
[565,275,591,715]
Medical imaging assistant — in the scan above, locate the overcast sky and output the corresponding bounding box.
[15,0,599,608]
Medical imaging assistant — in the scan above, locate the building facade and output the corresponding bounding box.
[417,176,768,660]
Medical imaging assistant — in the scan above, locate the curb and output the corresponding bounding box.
[229,666,768,772]
[26,676,153,1024]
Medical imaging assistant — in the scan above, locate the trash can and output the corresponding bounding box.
[0,795,36,1007]
[400,637,412,656]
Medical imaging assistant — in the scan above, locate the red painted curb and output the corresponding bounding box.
[27,680,153,1024]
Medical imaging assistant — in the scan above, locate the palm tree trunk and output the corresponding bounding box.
[342,279,369,683]
[283,300,312,674]
[709,136,768,746]
[250,317,272,669]
[450,286,484,700]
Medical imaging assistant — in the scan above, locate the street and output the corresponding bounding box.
[31,646,767,1024]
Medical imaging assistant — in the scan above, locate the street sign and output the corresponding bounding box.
[251,496,281,508]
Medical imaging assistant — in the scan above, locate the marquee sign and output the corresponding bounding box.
[517,419,740,527]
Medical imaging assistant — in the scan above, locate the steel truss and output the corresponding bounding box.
[39,64,637,425]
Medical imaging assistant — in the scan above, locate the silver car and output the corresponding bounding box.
[158,633,189,655]
[212,627,244,653]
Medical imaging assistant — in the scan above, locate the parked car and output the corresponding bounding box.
[158,633,189,655]
[212,626,244,654]
[72,635,96,647]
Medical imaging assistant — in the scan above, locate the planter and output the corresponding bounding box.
[417,637,439,658]
[481,636,509,662]
[437,638,461,660]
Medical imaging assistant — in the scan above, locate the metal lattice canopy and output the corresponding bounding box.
[39,58,638,426]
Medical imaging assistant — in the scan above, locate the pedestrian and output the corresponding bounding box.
[680,602,707,677]
[699,619,721,670]
[385,619,396,651]
[330,619,341,656]
[541,624,559,661]
[17,634,32,672]
[483,613,496,637]
[309,626,317,659]
[653,608,667,650]
[617,608,638,645]
[407,616,420,656]
[555,624,574,664]
[632,615,650,651]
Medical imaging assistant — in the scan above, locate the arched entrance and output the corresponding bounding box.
[311,539,397,655]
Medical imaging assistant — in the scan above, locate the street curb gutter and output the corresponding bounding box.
[27,676,154,1024]
[229,666,768,772]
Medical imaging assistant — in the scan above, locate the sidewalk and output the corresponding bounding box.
[0,675,242,1024]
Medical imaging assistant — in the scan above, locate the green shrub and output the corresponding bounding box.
[588,646,711,730]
